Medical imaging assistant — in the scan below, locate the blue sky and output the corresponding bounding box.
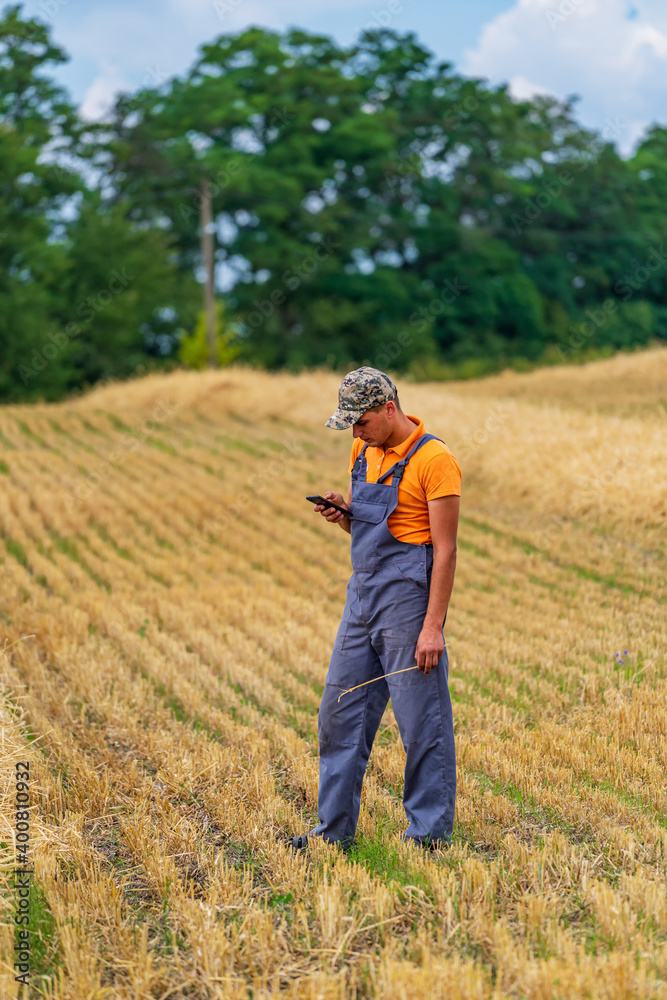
[17,0,667,157]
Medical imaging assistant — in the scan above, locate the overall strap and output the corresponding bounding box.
[376,433,443,485]
[351,442,369,479]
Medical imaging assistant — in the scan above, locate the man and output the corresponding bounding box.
[286,367,460,852]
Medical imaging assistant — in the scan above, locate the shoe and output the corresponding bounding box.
[282,832,355,853]
[283,833,309,852]
[408,836,449,851]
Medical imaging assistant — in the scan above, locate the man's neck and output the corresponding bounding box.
[382,415,417,450]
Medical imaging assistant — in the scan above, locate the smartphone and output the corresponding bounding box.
[306,495,353,519]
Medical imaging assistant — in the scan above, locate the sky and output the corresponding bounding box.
[15,0,667,157]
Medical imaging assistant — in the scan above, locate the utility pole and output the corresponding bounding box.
[200,175,217,368]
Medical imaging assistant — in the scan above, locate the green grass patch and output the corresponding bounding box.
[49,417,97,453]
[141,669,191,725]
[462,514,659,601]
[91,521,133,560]
[16,420,48,447]
[267,891,294,911]
[163,693,189,724]
[16,879,62,985]
[458,538,491,559]
[227,410,252,426]
[0,426,15,448]
[126,511,177,554]
[215,434,264,456]
[229,681,270,716]
[293,671,324,698]
[527,573,558,592]
[105,413,131,432]
[259,438,289,452]
[0,458,9,475]
[146,436,178,456]
[78,416,105,435]
[4,535,30,570]
[347,834,435,898]
[48,530,111,593]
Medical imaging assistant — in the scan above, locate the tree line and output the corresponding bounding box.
[1,2,666,402]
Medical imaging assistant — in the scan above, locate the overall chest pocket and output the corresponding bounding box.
[349,500,387,525]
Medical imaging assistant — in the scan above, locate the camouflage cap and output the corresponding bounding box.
[325,367,397,430]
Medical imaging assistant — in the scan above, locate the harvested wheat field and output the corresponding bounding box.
[1,348,667,999]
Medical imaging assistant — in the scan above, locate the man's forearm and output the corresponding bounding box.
[423,547,457,628]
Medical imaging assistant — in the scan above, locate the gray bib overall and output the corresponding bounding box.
[312,433,457,847]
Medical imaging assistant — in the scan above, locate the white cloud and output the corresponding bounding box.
[80,61,134,121]
[168,0,283,33]
[462,0,667,156]
[506,74,553,102]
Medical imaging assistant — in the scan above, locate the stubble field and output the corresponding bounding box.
[1,348,667,999]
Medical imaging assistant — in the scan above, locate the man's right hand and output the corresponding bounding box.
[314,491,350,527]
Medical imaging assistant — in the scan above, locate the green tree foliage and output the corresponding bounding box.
[0,3,199,401]
[102,25,665,377]
[0,3,82,400]
[0,6,665,401]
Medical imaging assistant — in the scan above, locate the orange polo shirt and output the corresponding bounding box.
[348,414,461,545]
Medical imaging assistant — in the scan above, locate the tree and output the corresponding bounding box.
[0,3,84,400]
[0,3,200,400]
[52,191,199,391]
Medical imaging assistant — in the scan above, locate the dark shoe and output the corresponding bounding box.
[408,836,449,851]
[283,833,309,852]
[282,832,355,853]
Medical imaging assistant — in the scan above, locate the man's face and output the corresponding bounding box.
[352,403,392,447]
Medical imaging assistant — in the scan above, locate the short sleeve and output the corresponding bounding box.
[421,446,461,500]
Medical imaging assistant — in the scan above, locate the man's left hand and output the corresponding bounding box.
[415,624,445,675]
